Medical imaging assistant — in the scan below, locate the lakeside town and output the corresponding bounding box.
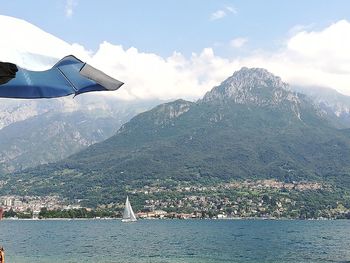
[1,180,349,220]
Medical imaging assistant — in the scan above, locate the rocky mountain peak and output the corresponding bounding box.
[223,67,288,90]
[202,67,294,106]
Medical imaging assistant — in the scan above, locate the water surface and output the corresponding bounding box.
[0,219,349,263]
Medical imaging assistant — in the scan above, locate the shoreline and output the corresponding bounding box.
[1,217,346,221]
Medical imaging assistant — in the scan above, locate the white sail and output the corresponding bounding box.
[122,196,137,222]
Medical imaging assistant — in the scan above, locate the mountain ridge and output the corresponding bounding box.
[2,67,350,206]
[0,97,162,172]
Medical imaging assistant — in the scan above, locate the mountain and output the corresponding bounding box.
[0,110,120,173]
[291,85,350,128]
[0,96,161,172]
[3,67,350,205]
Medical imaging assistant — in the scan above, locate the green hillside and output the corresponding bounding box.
[3,68,350,206]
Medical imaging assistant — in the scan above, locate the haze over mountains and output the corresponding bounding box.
[2,67,350,206]
[0,97,161,173]
[2,71,350,175]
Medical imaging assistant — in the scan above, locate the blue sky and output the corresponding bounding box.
[2,0,350,57]
[2,1,350,100]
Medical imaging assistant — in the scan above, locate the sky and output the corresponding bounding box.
[1,0,350,100]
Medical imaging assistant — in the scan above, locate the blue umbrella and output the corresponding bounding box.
[0,55,123,98]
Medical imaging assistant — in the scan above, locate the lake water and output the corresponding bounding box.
[0,219,349,263]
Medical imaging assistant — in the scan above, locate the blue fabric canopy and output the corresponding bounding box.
[0,55,123,99]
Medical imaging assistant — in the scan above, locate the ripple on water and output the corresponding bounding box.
[0,219,349,263]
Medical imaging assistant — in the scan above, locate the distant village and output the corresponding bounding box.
[130,179,325,195]
[0,195,82,219]
[1,180,349,220]
[127,179,348,219]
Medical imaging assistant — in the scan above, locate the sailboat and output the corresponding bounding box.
[122,196,137,222]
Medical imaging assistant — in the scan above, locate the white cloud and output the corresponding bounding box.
[89,19,350,98]
[88,44,237,100]
[225,6,237,14]
[240,20,350,95]
[210,6,237,21]
[210,10,226,20]
[2,15,350,101]
[230,37,248,48]
[0,15,235,101]
[287,23,315,36]
[65,0,78,18]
